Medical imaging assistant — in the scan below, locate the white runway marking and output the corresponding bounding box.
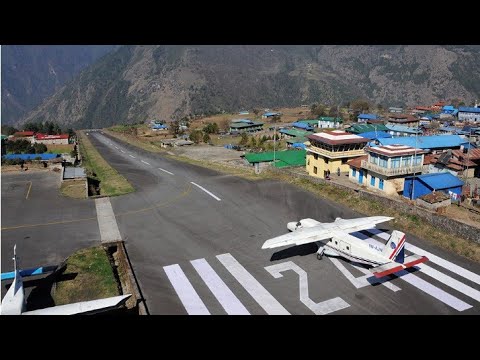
[191,258,250,315]
[217,253,289,315]
[129,155,136,159]
[163,264,210,315]
[121,150,125,153]
[416,263,480,303]
[191,182,221,201]
[367,229,480,286]
[396,270,472,311]
[158,168,174,175]
[351,231,473,311]
[141,160,150,165]
[266,261,350,315]
[115,146,119,149]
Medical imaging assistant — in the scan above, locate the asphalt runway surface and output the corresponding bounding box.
[2,130,480,315]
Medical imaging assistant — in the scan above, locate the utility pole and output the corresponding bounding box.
[411,129,418,200]
[273,125,276,166]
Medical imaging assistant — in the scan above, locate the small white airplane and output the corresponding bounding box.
[262,216,428,278]
[1,245,131,315]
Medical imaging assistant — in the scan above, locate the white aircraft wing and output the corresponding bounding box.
[22,294,132,315]
[262,216,393,249]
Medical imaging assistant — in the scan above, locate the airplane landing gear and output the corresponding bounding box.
[316,247,324,260]
[317,253,323,260]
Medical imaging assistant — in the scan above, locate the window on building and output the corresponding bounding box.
[379,178,384,190]
[342,158,348,164]
[307,159,310,165]
[314,153,318,160]
[346,246,350,250]
[313,166,317,174]
[391,157,400,168]
[325,158,329,164]
[352,168,356,177]
[379,156,388,168]
[335,241,338,245]
[370,175,376,187]
[402,156,410,167]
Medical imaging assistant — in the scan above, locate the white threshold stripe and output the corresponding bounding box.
[163,264,210,315]
[351,232,473,311]
[367,228,480,286]
[158,168,174,175]
[129,155,136,158]
[191,258,250,315]
[141,160,150,165]
[191,182,221,201]
[416,263,480,303]
[115,146,119,149]
[396,270,472,311]
[217,253,289,315]
[121,150,125,153]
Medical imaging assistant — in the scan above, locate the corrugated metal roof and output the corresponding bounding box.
[297,119,319,125]
[318,117,343,122]
[357,131,392,139]
[374,135,469,149]
[64,167,86,179]
[280,129,309,137]
[292,122,313,130]
[244,149,306,167]
[459,106,480,114]
[347,123,389,134]
[358,114,377,119]
[3,153,60,160]
[386,124,422,134]
[406,172,464,190]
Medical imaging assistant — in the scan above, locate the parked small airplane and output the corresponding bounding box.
[261,216,428,278]
[1,245,131,315]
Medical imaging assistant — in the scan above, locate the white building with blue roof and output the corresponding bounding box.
[458,106,480,123]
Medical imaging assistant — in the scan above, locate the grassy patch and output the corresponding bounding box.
[78,130,134,196]
[60,180,86,199]
[104,129,164,153]
[47,144,74,154]
[53,246,119,305]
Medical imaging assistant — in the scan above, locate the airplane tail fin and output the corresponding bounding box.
[381,231,406,263]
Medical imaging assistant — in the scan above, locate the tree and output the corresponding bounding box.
[24,122,40,133]
[219,118,230,132]
[249,136,257,148]
[203,122,219,134]
[252,108,260,116]
[271,115,281,123]
[189,130,203,144]
[311,103,327,117]
[328,105,339,117]
[1,125,18,136]
[350,99,370,114]
[171,120,181,135]
[33,143,47,154]
[239,132,249,146]
[203,133,211,143]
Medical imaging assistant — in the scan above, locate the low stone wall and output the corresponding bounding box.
[269,167,480,244]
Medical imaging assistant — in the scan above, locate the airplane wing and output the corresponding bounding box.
[262,216,394,249]
[22,294,132,315]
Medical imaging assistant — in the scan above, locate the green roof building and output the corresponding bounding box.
[346,123,388,134]
[229,119,264,133]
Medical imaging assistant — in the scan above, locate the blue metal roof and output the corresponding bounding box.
[385,124,422,134]
[459,106,480,114]
[3,153,60,160]
[153,124,167,129]
[357,131,392,140]
[358,114,377,120]
[373,135,468,150]
[263,112,280,117]
[292,122,313,130]
[405,172,464,190]
[442,105,455,111]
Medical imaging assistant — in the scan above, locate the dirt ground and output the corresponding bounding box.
[172,143,248,167]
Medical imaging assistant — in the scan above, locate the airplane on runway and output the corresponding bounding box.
[261,216,428,278]
[1,245,131,315]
